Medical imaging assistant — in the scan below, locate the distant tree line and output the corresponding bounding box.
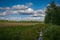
[44,1,60,25]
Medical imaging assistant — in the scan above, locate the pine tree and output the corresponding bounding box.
[45,1,56,23]
[44,1,60,25]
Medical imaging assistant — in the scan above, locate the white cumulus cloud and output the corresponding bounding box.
[12,5,28,10]
[0,3,45,21]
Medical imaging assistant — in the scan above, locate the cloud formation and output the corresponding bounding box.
[0,3,45,21]
[12,5,28,10]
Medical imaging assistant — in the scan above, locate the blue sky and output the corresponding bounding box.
[0,0,60,21]
[0,0,60,9]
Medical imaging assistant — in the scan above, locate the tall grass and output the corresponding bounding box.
[0,22,60,40]
[0,23,45,40]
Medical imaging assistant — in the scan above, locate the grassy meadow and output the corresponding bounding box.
[0,20,60,40]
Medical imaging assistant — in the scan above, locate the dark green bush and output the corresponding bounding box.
[43,25,60,40]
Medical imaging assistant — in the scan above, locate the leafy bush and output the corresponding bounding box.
[43,25,60,40]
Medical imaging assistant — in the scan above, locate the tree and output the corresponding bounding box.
[44,1,60,25]
[55,6,60,25]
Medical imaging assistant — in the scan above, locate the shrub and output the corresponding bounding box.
[43,25,60,40]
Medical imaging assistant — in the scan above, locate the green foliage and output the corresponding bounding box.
[0,22,60,40]
[43,25,60,40]
[44,1,60,25]
[0,23,45,40]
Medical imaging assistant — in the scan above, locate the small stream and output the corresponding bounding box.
[38,31,43,40]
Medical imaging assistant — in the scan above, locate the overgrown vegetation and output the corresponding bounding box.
[0,22,60,40]
[44,1,60,40]
[0,23,45,40]
[43,25,60,40]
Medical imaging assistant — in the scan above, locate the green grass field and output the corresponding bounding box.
[0,22,44,40]
[0,20,60,40]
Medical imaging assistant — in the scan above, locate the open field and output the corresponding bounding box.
[0,20,43,26]
[0,21,60,40]
[0,21,45,40]
[0,22,40,26]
